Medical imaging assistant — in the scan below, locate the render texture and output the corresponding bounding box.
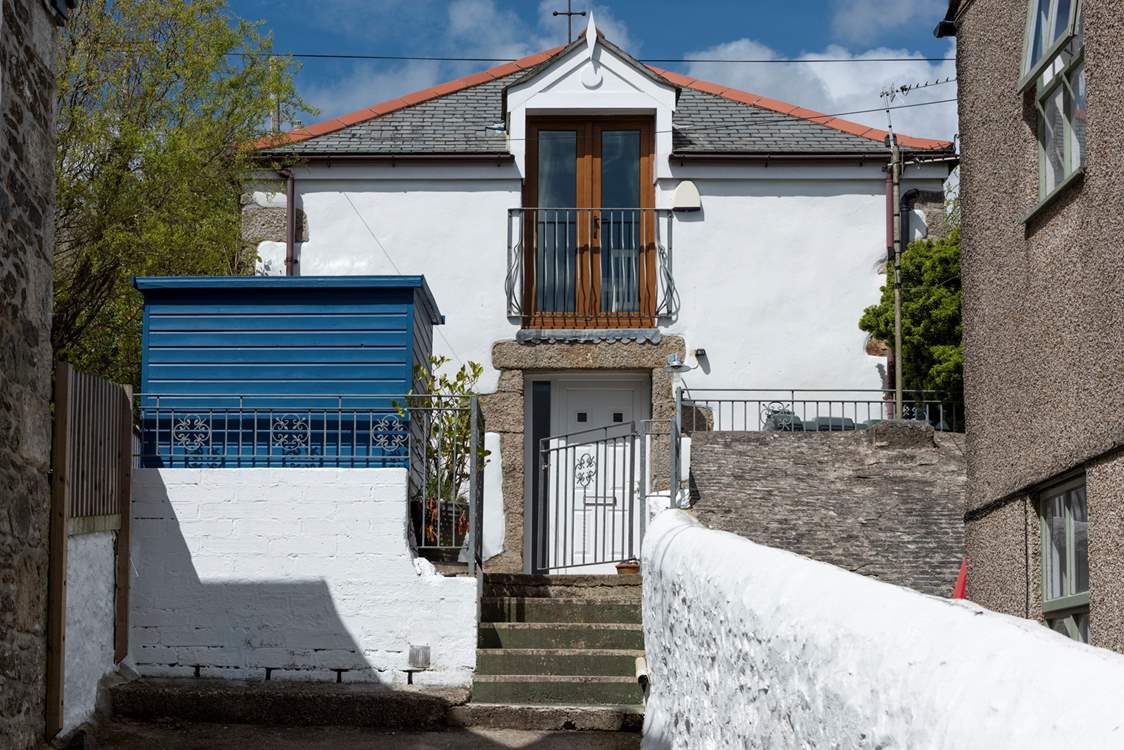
[953,0,1124,646]
[642,510,1124,749]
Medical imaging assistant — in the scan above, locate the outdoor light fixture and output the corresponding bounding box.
[666,349,708,374]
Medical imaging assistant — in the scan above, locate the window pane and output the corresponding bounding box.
[536,131,578,314]
[1040,85,1067,195]
[1051,0,1073,46]
[1026,0,1052,72]
[600,130,641,314]
[1069,62,1087,171]
[1077,611,1090,643]
[1045,493,1067,600]
[1071,485,1088,594]
[1048,616,1069,637]
[538,131,577,208]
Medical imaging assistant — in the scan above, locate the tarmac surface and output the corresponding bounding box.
[95,719,642,749]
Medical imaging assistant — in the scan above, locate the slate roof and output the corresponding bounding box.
[258,47,952,158]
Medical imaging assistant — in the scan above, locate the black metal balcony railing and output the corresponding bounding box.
[677,388,964,433]
[136,394,486,568]
[506,207,679,328]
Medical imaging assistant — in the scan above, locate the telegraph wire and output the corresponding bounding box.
[231,51,956,65]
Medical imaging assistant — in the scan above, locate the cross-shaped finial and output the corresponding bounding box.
[552,0,587,43]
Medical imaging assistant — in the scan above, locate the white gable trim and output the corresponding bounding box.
[505,19,677,179]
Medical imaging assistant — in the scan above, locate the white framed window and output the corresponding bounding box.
[1022,0,1086,204]
[1039,476,1089,643]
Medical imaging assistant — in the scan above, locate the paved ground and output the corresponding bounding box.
[96,720,641,749]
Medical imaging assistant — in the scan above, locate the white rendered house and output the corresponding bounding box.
[251,19,955,573]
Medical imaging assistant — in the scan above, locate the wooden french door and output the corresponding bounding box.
[523,118,655,329]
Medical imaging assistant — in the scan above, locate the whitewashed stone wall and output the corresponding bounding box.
[62,531,117,734]
[642,511,1124,749]
[130,468,477,686]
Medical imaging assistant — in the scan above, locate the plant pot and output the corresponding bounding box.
[615,560,641,575]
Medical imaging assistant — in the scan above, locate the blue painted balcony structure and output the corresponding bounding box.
[133,276,444,469]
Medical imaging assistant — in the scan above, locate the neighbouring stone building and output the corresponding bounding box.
[0,0,71,746]
[689,422,966,596]
[937,0,1124,648]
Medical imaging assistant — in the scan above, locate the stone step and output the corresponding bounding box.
[449,702,643,732]
[481,597,641,624]
[471,675,643,706]
[483,574,641,600]
[475,648,644,677]
[478,623,644,650]
[110,678,467,729]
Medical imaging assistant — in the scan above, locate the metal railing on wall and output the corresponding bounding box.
[678,388,964,434]
[506,207,679,327]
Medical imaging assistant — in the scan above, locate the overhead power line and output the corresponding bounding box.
[231,51,956,65]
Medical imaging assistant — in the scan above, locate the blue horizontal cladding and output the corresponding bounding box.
[147,314,411,332]
[150,347,408,365]
[135,276,442,468]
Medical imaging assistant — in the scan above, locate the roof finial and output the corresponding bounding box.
[585,12,597,49]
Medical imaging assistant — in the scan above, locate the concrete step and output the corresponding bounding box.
[448,702,643,732]
[481,597,641,624]
[478,623,644,650]
[110,678,468,729]
[483,574,641,601]
[475,649,644,677]
[471,675,643,706]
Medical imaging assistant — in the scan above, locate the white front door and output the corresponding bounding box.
[535,375,649,574]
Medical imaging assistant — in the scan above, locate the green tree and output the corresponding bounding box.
[859,227,963,400]
[52,0,309,385]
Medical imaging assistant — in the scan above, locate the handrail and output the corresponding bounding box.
[506,207,680,325]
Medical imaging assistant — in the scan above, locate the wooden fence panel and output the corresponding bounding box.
[45,362,134,739]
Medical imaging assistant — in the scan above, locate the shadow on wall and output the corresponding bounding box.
[130,469,475,686]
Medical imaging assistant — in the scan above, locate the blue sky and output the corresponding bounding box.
[229,0,958,140]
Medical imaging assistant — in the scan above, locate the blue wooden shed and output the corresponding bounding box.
[133,276,443,468]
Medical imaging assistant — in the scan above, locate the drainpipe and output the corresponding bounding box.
[884,167,895,401]
[900,188,921,262]
[278,169,297,276]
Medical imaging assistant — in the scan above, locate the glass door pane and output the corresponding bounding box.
[536,131,578,314]
[599,130,641,314]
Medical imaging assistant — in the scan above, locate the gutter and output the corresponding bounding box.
[256,153,515,166]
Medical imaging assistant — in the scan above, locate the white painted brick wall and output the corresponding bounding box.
[63,531,117,734]
[642,511,1124,749]
[130,468,476,686]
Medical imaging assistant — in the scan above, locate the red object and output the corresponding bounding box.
[952,559,968,599]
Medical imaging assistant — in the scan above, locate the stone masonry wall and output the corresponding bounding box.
[0,0,60,746]
[689,422,966,596]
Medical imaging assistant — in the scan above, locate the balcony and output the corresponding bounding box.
[506,207,679,330]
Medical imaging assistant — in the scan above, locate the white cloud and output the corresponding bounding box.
[683,38,958,141]
[302,60,442,121]
[830,0,946,45]
[302,0,637,120]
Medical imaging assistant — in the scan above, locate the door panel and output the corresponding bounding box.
[534,377,650,574]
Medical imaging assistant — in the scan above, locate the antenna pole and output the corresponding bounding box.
[552,0,587,43]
